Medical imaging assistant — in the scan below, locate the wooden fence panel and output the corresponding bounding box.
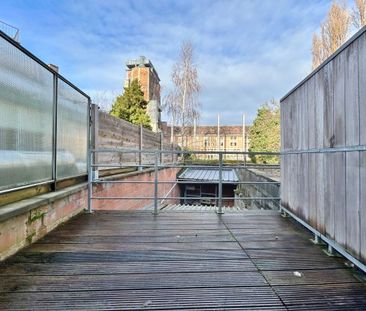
[281,28,366,264]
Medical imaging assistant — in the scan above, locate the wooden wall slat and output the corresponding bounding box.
[308,77,316,149]
[280,30,366,264]
[316,153,325,233]
[324,153,335,239]
[345,41,360,147]
[323,62,334,148]
[360,153,366,262]
[333,52,346,147]
[332,153,347,247]
[315,71,325,149]
[345,152,360,257]
[360,34,366,146]
[308,153,317,227]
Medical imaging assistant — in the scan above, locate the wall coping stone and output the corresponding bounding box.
[0,183,87,223]
[0,167,180,223]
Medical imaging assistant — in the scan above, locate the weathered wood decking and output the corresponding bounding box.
[0,210,365,310]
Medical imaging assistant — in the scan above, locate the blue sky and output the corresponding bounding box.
[1,0,332,125]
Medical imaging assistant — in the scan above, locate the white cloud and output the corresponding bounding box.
[1,0,332,124]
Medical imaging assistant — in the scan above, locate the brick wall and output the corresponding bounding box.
[0,185,87,261]
[92,167,181,210]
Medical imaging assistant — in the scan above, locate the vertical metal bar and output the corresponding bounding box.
[87,99,93,213]
[87,150,93,213]
[171,143,174,164]
[139,125,143,170]
[217,114,220,156]
[153,152,159,215]
[51,73,58,190]
[90,103,99,179]
[160,132,163,164]
[328,244,334,255]
[312,234,320,244]
[217,153,224,214]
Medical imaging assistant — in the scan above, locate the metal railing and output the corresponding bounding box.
[0,20,19,42]
[87,148,280,215]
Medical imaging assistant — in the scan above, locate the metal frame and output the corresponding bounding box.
[280,205,366,274]
[0,29,91,195]
[87,148,280,214]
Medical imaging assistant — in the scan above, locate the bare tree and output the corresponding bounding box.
[352,0,366,28]
[164,41,200,147]
[91,90,119,112]
[312,1,351,69]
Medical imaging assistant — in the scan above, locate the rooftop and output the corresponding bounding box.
[178,168,239,183]
[0,209,365,310]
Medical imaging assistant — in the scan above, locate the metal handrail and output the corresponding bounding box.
[87,149,280,215]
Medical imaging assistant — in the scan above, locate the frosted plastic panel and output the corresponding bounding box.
[0,37,53,191]
[57,80,88,179]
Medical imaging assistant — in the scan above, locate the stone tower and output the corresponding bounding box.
[125,56,161,132]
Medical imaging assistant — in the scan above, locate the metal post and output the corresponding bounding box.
[327,244,334,255]
[139,125,143,171]
[87,150,93,213]
[153,152,159,215]
[171,143,174,164]
[90,103,99,180]
[160,132,163,164]
[312,234,320,244]
[87,99,93,213]
[217,153,224,214]
[217,114,220,157]
[242,113,246,162]
[51,73,58,191]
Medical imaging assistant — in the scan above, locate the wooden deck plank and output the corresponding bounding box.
[7,249,249,263]
[274,283,366,310]
[0,259,258,276]
[0,287,286,310]
[37,234,235,243]
[0,210,365,310]
[0,271,268,293]
[28,241,242,252]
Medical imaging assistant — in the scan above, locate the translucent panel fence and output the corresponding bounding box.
[0,31,90,192]
[57,80,89,179]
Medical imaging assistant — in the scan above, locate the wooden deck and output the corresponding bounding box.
[0,210,365,310]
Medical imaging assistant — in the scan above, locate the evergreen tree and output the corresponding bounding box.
[249,100,280,164]
[110,79,151,129]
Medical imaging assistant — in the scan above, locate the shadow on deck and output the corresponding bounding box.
[0,210,366,310]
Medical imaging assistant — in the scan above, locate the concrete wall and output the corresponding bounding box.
[280,27,366,263]
[236,169,280,210]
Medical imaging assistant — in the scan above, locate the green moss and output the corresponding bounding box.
[28,211,47,224]
[26,232,36,244]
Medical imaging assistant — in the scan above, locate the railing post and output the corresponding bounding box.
[171,143,174,164]
[139,125,143,171]
[87,149,93,213]
[217,152,224,214]
[87,100,93,213]
[160,132,163,164]
[51,72,58,191]
[153,152,159,215]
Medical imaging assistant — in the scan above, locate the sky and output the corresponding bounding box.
[0,0,333,125]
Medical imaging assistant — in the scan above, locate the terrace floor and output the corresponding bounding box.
[0,209,366,310]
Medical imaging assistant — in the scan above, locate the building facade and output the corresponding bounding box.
[125,56,161,132]
[161,124,250,160]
